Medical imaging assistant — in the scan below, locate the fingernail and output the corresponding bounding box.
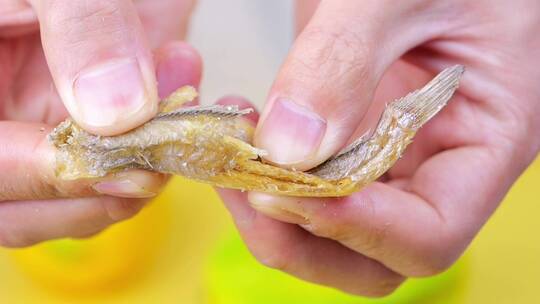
[256,99,326,165]
[74,57,152,128]
[248,192,309,225]
[93,177,157,198]
[157,49,199,99]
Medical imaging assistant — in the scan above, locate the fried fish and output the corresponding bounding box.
[49,66,464,197]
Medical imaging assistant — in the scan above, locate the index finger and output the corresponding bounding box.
[248,144,515,277]
[0,121,164,201]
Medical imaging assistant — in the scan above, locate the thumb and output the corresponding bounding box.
[255,0,442,170]
[30,0,157,135]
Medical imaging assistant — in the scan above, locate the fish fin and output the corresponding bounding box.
[156,104,254,120]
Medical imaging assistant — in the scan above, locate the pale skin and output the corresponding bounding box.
[0,0,200,246]
[218,0,540,297]
[1,0,539,298]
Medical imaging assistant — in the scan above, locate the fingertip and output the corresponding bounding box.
[93,169,168,199]
[155,41,203,99]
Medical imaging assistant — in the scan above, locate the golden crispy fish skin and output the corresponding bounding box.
[49,66,464,197]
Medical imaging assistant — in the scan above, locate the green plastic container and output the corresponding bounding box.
[205,230,466,304]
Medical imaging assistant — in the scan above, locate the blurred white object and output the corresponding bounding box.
[188,0,293,108]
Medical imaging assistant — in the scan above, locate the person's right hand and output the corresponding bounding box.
[0,0,201,247]
[217,0,540,297]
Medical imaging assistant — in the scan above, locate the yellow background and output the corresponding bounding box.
[0,156,538,303]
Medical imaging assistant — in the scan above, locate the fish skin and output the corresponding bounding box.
[49,66,464,197]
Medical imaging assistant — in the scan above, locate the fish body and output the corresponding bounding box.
[49,66,464,197]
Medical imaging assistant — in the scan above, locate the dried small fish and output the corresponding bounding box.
[49,66,464,197]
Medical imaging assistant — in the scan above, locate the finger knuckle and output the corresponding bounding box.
[353,194,390,256]
[292,26,372,84]
[45,1,127,46]
[309,194,389,257]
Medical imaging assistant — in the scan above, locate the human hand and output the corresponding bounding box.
[217,0,540,296]
[0,0,201,247]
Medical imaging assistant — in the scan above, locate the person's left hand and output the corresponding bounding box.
[0,0,200,247]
